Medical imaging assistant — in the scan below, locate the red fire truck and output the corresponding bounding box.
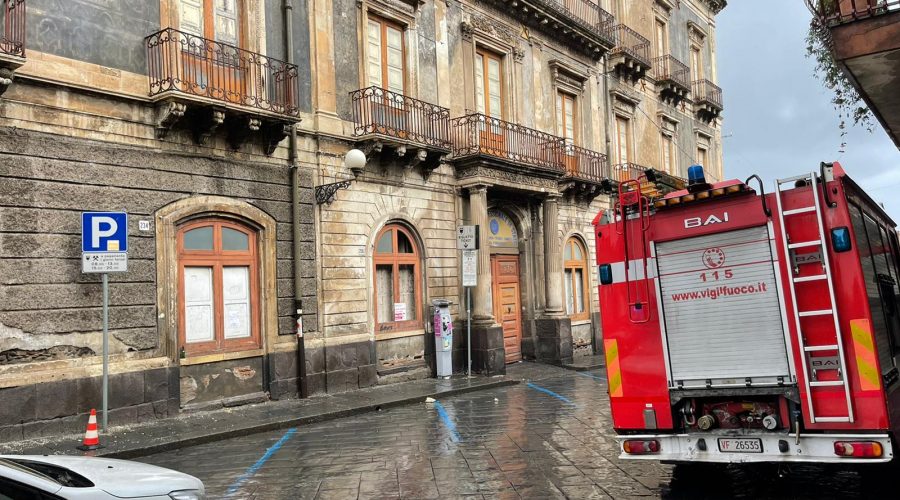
[594,162,900,464]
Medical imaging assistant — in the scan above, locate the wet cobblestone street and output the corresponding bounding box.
[140,365,896,499]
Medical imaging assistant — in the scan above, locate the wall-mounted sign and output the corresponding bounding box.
[457,225,479,250]
[487,209,518,248]
[462,249,477,287]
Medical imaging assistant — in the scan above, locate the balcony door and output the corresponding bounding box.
[366,16,408,137]
[475,49,506,154]
[690,45,703,82]
[655,19,667,60]
[556,91,578,174]
[614,115,631,166]
[179,0,246,103]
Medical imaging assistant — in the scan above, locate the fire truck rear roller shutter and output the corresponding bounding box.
[657,225,792,386]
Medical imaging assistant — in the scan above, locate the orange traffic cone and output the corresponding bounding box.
[76,409,103,451]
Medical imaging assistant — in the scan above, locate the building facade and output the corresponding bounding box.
[0,0,725,438]
[0,0,317,438]
[311,0,726,381]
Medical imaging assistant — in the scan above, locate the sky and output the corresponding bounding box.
[717,0,900,220]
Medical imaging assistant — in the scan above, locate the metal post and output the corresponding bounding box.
[466,286,472,378]
[101,273,109,433]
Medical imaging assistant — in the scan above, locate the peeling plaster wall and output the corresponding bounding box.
[333,0,361,120]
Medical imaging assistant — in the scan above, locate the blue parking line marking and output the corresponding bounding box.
[526,382,576,406]
[225,427,297,497]
[433,400,461,443]
[577,371,607,381]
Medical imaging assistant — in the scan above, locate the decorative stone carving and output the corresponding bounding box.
[688,21,707,45]
[703,0,726,14]
[0,68,14,97]
[193,107,226,145]
[549,59,588,94]
[226,116,262,151]
[654,0,677,15]
[457,165,557,190]
[512,47,526,63]
[261,121,292,155]
[464,14,521,47]
[155,101,186,139]
[405,148,428,171]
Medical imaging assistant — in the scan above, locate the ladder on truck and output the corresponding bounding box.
[775,171,854,424]
[615,178,652,323]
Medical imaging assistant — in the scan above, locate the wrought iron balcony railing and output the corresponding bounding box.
[611,162,649,183]
[1,0,25,59]
[549,140,610,183]
[692,79,724,110]
[610,24,651,68]
[351,86,451,151]
[146,28,300,117]
[543,0,616,46]
[809,0,900,25]
[651,55,690,91]
[450,113,565,172]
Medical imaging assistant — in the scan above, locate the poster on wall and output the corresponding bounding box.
[393,303,407,321]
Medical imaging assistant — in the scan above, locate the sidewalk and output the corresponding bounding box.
[560,354,605,371]
[0,362,562,459]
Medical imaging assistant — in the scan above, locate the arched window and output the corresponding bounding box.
[178,219,260,355]
[374,224,422,333]
[564,237,589,321]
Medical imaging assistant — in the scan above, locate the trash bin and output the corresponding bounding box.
[432,299,453,379]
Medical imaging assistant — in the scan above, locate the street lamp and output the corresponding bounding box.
[345,148,367,178]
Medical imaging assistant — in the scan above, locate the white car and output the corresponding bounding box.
[0,455,205,500]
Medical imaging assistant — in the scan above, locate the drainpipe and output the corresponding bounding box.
[602,54,612,165]
[598,54,612,357]
[285,0,308,398]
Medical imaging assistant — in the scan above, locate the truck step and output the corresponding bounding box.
[789,240,822,249]
[810,380,844,387]
[783,206,817,216]
[794,274,827,283]
[799,309,834,317]
[814,416,852,423]
[804,344,838,352]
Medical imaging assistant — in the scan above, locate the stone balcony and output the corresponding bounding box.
[609,24,651,83]
[0,0,26,96]
[449,112,569,192]
[692,79,723,123]
[349,86,451,179]
[145,28,301,153]
[551,141,614,201]
[651,55,690,106]
[481,0,616,58]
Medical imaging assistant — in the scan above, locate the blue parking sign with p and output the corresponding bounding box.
[82,212,128,252]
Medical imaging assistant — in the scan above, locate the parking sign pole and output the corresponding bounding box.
[467,286,471,378]
[102,273,109,433]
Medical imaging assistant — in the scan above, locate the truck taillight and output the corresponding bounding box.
[623,440,660,454]
[833,441,883,458]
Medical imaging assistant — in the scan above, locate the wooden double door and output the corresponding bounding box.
[491,255,522,363]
